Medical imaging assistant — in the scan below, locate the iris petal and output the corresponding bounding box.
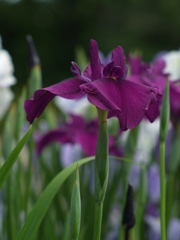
[36,129,71,154]
[81,78,158,131]
[24,78,87,124]
[111,46,128,78]
[90,39,102,80]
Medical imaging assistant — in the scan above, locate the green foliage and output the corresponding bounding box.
[70,165,81,240]
[17,157,94,240]
[0,125,32,190]
[160,79,170,142]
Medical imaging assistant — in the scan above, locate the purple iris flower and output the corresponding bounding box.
[25,40,160,131]
[128,54,168,93]
[36,114,122,157]
[128,54,180,126]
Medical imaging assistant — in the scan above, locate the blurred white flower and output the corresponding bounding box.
[54,96,96,118]
[145,216,180,240]
[168,218,180,240]
[0,36,16,120]
[136,119,160,164]
[162,50,180,80]
[60,143,82,168]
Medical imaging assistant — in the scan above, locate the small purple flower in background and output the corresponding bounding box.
[128,54,168,93]
[36,114,122,158]
[25,39,160,131]
[128,54,180,127]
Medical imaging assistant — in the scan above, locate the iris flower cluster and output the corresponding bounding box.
[23,39,180,240]
[25,39,160,131]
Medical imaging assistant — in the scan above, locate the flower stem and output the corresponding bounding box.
[166,173,174,227]
[128,227,135,240]
[93,108,109,240]
[160,142,166,240]
[93,202,103,240]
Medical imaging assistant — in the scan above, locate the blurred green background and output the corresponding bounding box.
[1,0,180,92]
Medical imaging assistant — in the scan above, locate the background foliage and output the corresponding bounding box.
[1,0,180,93]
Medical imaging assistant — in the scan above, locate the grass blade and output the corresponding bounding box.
[0,125,32,189]
[17,156,94,240]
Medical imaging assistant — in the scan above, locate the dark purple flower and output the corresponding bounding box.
[25,40,160,131]
[128,54,168,93]
[129,55,180,127]
[36,114,122,157]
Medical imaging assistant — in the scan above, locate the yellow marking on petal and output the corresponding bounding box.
[107,76,116,81]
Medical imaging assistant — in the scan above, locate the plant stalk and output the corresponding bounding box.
[160,142,166,240]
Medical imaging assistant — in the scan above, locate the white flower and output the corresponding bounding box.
[0,36,16,120]
[136,119,160,164]
[145,216,180,240]
[54,96,96,118]
[162,50,180,80]
[0,88,14,120]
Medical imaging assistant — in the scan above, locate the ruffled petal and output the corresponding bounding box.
[145,92,162,122]
[128,54,149,75]
[25,78,87,124]
[111,46,128,78]
[81,78,158,131]
[80,78,121,113]
[65,114,86,130]
[90,39,102,80]
[151,60,166,75]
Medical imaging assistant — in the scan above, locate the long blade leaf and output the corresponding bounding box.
[17,156,94,240]
[0,125,32,189]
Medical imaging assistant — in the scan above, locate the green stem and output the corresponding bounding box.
[25,130,34,219]
[93,202,103,240]
[93,108,109,240]
[160,142,166,240]
[119,177,128,240]
[128,227,135,240]
[166,173,174,227]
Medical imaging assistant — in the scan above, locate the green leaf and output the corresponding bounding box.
[70,165,81,240]
[109,156,145,169]
[0,125,32,189]
[160,78,170,142]
[17,156,94,240]
[15,87,26,141]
